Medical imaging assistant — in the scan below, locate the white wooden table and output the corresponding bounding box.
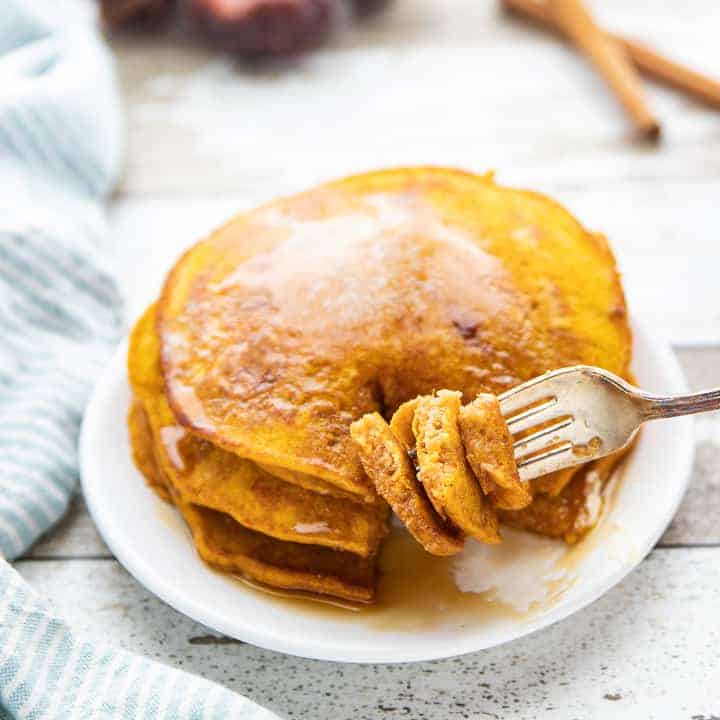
[19,1,720,717]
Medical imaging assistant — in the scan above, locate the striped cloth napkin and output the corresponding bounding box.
[0,1,279,717]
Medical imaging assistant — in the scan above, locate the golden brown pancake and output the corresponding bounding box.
[159,431,387,557]
[458,394,531,511]
[128,397,171,502]
[158,167,631,499]
[351,412,464,557]
[256,462,379,505]
[181,503,376,603]
[127,399,376,602]
[388,397,418,451]
[531,467,578,497]
[129,306,389,556]
[499,450,627,544]
[412,391,500,544]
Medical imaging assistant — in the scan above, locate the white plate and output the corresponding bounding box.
[80,321,693,664]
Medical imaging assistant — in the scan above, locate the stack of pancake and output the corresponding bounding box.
[128,307,388,603]
[127,167,633,603]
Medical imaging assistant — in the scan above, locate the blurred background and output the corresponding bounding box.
[90,0,720,347]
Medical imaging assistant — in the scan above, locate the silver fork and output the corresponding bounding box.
[498,365,720,481]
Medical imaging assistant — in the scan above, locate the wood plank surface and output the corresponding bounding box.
[14,549,720,720]
[663,349,720,546]
[111,0,720,197]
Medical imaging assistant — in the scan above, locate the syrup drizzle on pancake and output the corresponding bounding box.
[159,168,631,500]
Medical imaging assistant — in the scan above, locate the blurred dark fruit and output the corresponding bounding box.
[191,0,335,55]
[351,0,391,17]
[101,0,178,30]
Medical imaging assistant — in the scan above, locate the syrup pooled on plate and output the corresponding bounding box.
[222,522,582,632]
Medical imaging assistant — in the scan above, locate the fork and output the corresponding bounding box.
[498,365,720,481]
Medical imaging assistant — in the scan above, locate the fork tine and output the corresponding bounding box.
[513,416,574,456]
[516,442,575,481]
[505,403,564,435]
[497,365,647,480]
[498,382,555,417]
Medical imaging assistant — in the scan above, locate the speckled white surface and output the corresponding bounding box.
[15,550,720,719]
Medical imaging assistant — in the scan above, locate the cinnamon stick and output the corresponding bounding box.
[547,0,660,140]
[621,38,720,109]
[503,0,720,109]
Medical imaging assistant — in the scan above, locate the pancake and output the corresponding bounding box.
[412,391,500,544]
[351,412,463,557]
[128,306,389,556]
[388,397,418,451]
[128,397,171,502]
[181,503,376,604]
[256,462,379,505]
[159,429,388,557]
[498,450,627,544]
[458,394,531,511]
[532,467,578,497]
[127,398,376,602]
[158,167,631,498]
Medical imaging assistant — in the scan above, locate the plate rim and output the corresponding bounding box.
[80,320,694,664]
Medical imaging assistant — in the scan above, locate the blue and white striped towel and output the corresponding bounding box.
[0,1,279,717]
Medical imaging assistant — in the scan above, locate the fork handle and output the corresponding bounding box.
[639,387,720,420]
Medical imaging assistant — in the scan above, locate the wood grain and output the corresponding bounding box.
[25,495,110,559]
[15,550,720,719]
[110,0,720,196]
[663,349,720,546]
